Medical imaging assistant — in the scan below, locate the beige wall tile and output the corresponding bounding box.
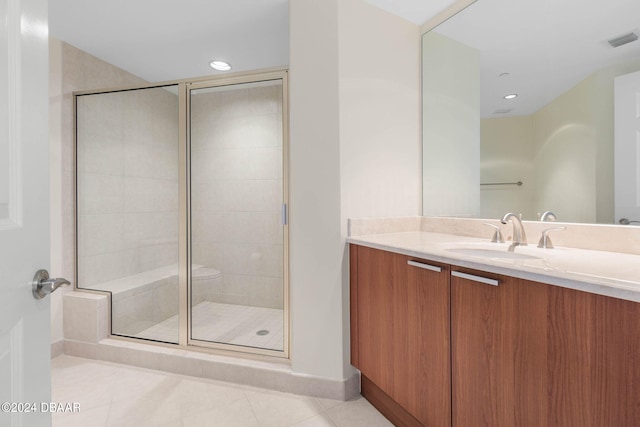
[78,173,124,214]
[223,179,281,212]
[191,180,224,212]
[221,212,282,245]
[63,292,109,343]
[123,177,179,213]
[221,146,281,180]
[191,241,223,269]
[223,243,283,277]
[77,213,125,257]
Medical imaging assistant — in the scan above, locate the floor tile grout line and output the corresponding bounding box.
[52,355,391,426]
[240,389,262,425]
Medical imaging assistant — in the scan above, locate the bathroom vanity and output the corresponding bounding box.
[348,220,640,427]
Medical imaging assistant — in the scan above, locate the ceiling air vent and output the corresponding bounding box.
[493,109,512,115]
[608,32,638,48]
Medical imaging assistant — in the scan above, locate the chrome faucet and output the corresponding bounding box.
[540,211,557,222]
[500,212,527,250]
[538,226,566,249]
[483,223,504,243]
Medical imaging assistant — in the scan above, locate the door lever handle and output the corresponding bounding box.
[31,269,70,299]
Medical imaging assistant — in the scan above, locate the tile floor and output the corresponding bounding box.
[135,302,284,351]
[52,355,392,427]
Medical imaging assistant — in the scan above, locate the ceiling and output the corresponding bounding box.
[49,0,640,118]
[432,0,640,117]
[362,0,455,26]
[49,0,291,82]
[49,0,454,83]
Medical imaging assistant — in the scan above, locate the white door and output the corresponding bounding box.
[615,70,640,225]
[0,0,53,426]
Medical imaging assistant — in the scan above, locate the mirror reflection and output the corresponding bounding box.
[422,0,640,223]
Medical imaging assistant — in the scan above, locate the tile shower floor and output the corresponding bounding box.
[52,355,392,427]
[135,302,284,351]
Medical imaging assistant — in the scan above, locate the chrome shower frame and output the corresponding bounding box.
[73,68,290,360]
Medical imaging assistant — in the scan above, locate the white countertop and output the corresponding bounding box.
[348,231,640,303]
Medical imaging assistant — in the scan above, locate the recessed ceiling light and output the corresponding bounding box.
[209,60,231,71]
[504,94,518,100]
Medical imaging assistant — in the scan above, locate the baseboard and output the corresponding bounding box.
[63,338,360,401]
[361,375,423,427]
[51,340,64,359]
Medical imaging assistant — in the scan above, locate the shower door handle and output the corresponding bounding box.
[281,203,288,226]
[31,269,71,299]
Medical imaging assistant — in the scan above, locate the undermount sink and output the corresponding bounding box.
[445,245,543,260]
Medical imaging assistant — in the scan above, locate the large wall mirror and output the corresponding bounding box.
[422,0,640,224]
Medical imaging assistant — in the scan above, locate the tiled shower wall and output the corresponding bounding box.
[190,84,284,309]
[57,41,148,289]
[52,40,150,347]
[76,88,179,287]
[53,40,285,348]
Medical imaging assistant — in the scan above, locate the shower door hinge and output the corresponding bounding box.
[281,203,288,226]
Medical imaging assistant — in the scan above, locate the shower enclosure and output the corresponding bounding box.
[75,71,288,357]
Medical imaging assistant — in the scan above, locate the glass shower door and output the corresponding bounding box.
[76,85,181,344]
[189,78,287,353]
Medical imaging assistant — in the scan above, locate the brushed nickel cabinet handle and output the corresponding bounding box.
[452,271,499,287]
[407,260,442,273]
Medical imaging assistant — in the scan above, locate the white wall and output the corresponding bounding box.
[532,82,597,224]
[289,0,421,380]
[480,116,535,219]
[289,0,344,380]
[338,0,422,219]
[422,32,480,217]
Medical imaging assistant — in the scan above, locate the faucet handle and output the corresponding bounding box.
[540,211,557,222]
[537,226,566,249]
[483,223,505,243]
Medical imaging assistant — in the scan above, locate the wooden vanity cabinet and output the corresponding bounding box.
[551,286,640,426]
[452,267,640,427]
[350,245,451,427]
[351,245,640,427]
[451,268,548,426]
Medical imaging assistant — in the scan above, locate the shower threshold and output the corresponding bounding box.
[134,301,284,351]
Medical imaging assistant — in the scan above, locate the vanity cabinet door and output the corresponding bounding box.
[399,255,451,426]
[547,285,640,426]
[351,245,400,394]
[451,269,548,427]
[350,245,451,427]
[452,269,640,427]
